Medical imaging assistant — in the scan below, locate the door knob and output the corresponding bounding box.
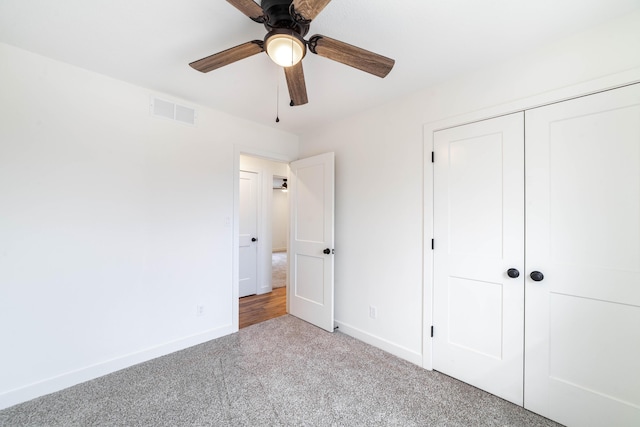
[530,271,544,282]
[251,237,257,242]
[323,248,331,254]
[507,268,520,278]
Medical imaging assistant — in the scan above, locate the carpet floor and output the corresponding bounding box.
[272,251,286,288]
[0,315,560,426]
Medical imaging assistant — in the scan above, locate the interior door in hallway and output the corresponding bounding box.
[239,170,259,298]
[524,84,640,427]
[289,152,335,332]
[433,112,525,405]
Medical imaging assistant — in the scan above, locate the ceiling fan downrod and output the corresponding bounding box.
[261,0,310,36]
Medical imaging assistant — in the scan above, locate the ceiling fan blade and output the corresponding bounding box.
[189,41,264,73]
[226,0,266,22]
[309,35,395,78]
[291,0,332,22]
[284,62,308,106]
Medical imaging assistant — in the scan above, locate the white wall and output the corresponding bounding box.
[271,189,288,252]
[298,10,640,365]
[0,42,298,409]
[239,155,289,293]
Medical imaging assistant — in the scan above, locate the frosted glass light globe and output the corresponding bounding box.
[265,32,306,67]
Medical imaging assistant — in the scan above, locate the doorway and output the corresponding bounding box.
[271,175,289,290]
[238,155,289,328]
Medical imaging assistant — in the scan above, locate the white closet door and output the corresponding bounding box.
[525,84,640,426]
[433,112,525,405]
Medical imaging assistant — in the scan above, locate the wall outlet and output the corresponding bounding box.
[369,305,377,319]
[196,305,205,317]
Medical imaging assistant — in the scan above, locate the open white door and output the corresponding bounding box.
[289,152,335,332]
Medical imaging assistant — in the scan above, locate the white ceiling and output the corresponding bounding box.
[1,0,639,135]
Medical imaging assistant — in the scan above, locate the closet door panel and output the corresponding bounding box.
[525,84,640,427]
[433,112,525,405]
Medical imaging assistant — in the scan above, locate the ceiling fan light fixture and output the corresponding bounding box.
[265,30,306,67]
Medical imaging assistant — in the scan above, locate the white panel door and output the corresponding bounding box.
[239,170,258,298]
[525,84,640,426]
[289,152,335,332]
[433,113,525,405]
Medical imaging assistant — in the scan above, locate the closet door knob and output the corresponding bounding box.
[507,268,520,278]
[530,271,544,282]
[251,237,257,242]
[323,248,331,254]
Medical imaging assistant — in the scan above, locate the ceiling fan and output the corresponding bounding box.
[189,0,395,106]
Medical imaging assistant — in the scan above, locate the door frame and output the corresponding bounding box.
[422,70,640,370]
[232,145,297,332]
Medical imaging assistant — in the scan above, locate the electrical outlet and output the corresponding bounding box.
[196,305,205,317]
[369,305,377,319]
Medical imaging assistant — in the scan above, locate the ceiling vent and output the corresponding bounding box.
[150,96,197,126]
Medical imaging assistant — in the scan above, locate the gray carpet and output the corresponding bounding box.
[272,251,286,288]
[0,315,560,426]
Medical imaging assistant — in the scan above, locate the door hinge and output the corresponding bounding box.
[431,239,434,250]
[430,325,434,338]
[431,151,434,163]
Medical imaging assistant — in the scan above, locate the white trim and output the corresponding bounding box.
[426,70,640,133]
[335,320,423,366]
[235,145,294,163]
[422,68,640,370]
[257,168,270,295]
[0,324,234,410]
[422,125,434,371]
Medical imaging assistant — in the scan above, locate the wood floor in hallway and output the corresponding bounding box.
[239,287,287,329]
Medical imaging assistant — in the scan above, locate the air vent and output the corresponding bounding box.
[150,96,197,125]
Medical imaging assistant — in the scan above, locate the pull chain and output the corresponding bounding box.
[291,30,295,67]
[275,84,280,123]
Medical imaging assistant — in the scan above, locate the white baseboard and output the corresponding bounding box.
[334,320,423,366]
[257,286,271,295]
[0,324,235,410]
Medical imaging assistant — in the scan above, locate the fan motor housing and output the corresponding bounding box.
[261,0,310,36]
